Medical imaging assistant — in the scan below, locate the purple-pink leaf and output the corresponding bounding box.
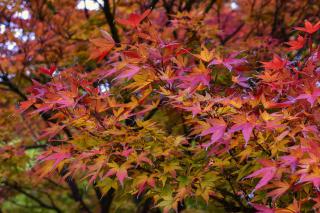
[201,119,227,149]
[246,166,277,191]
[208,52,247,71]
[116,168,128,186]
[115,65,140,80]
[250,203,274,213]
[38,152,71,171]
[230,122,255,146]
[296,89,320,106]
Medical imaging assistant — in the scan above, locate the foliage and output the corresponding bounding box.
[1,0,320,212]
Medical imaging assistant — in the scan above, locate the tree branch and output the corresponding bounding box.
[93,184,115,213]
[61,169,92,213]
[220,22,245,45]
[4,182,62,213]
[204,0,216,14]
[102,0,120,43]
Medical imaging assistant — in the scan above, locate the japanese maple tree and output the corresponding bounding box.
[1,0,320,212]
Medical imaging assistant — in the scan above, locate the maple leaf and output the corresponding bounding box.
[115,65,141,80]
[267,181,290,200]
[208,51,247,71]
[296,89,320,106]
[122,50,142,59]
[177,73,211,91]
[200,118,227,149]
[261,94,295,109]
[295,20,320,34]
[261,55,287,70]
[232,75,250,88]
[90,30,115,61]
[229,116,256,146]
[115,147,133,158]
[50,91,78,109]
[192,46,214,62]
[246,166,277,191]
[250,203,274,213]
[39,65,56,76]
[135,174,156,197]
[100,29,115,43]
[136,152,153,166]
[19,97,36,112]
[176,102,202,117]
[286,35,306,51]
[299,174,320,191]
[38,124,66,140]
[116,9,151,28]
[162,162,181,178]
[104,162,129,186]
[38,152,71,173]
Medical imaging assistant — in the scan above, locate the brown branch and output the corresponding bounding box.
[4,182,62,213]
[93,184,115,213]
[83,0,90,19]
[61,169,92,213]
[204,0,217,14]
[185,0,195,11]
[147,0,160,10]
[271,0,282,37]
[0,75,27,100]
[100,0,120,43]
[220,22,245,45]
[163,0,175,15]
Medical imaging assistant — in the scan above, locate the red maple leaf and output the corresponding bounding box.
[19,97,36,113]
[39,65,56,76]
[286,35,306,51]
[90,30,115,62]
[295,20,320,34]
[261,55,287,70]
[116,9,151,28]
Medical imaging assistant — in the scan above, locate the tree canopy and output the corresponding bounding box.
[1,0,320,212]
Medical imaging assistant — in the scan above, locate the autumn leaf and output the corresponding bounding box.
[250,203,274,213]
[232,75,250,88]
[200,118,227,149]
[114,65,140,80]
[229,117,256,146]
[37,151,71,174]
[19,97,36,112]
[135,174,156,197]
[116,9,151,28]
[192,46,214,62]
[90,30,115,61]
[104,162,129,186]
[246,166,277,191]
[296,89,320,106]
[286,35,306,51]
[262,55,287,70]
[294,20,320,34]
[267,181,290,200]
[208,51,247,71]
[39,65,56,76]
